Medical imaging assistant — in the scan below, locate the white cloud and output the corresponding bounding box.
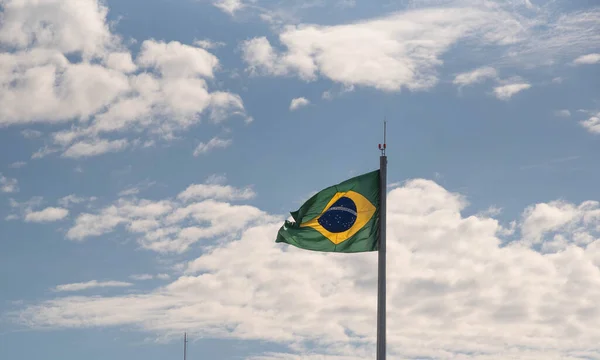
[453,67,534,99]
[130,274,154,281]
[103,52,137,73]
[16,178,600,358]
[66,179,266,253]
[478,205,503,217]
[242,3,600,92]
[178,181,256,202]
[554,109,571,117]
[0,0,116,56]
[580,112,600,134]
[205,174,227,185]
[289,97,310,111]
[0,174,19,193]
[53,280,133,292]
[243,8,520,91]
[573,53,600,65]
[8,196,43,212]
[31,146,59,160]
[25,207,69,223]
[453,66,498,87]
[322,84,354,101]
[130,274,171,281]
[519,199,600,252]
[0,0,248,159]
[493,82,531,100]
[136,40,218,79]
[118,187,140,197]
[194,39,226,50]
[62,139,129,158]
[58,195,85,208]
[213,0,245,15]
[243,6,506,91]
[57,195,96,208]
[193,137,232,156]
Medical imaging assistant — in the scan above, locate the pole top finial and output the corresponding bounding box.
[378,119,387,156]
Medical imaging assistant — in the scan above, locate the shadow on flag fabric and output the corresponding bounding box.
[276,170,380,253]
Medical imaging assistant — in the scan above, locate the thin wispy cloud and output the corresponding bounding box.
[453,66,498,87]
[554,109,571,117]
[9,161,26,169]
[53,280,133,292]
[520,155,581,170]
[194,39,226,49]
[193,137,232,156]
[0,174,19,193]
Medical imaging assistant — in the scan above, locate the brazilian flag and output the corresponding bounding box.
[276,170,380,253]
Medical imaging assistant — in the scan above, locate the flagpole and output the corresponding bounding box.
[377,121,387,360]
[184,332,187,360]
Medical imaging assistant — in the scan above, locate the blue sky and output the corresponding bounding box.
[1,0,600,359]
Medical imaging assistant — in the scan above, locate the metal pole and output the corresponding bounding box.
[377,121,387,360]
[184,332,187,360]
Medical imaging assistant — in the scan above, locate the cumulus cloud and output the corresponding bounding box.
[66,177,266,253]
[25,207,69,223]
[289,97,310,111]
[573,53,600,65]
[193,137,232,156]
[0,0,248,159]
[580,112,600,134]
[4,196,73,222]
[53,280,133,292]
[0,174,19,193]
[14,177,600,359]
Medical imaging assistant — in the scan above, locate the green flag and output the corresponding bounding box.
[276,170,380,253]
